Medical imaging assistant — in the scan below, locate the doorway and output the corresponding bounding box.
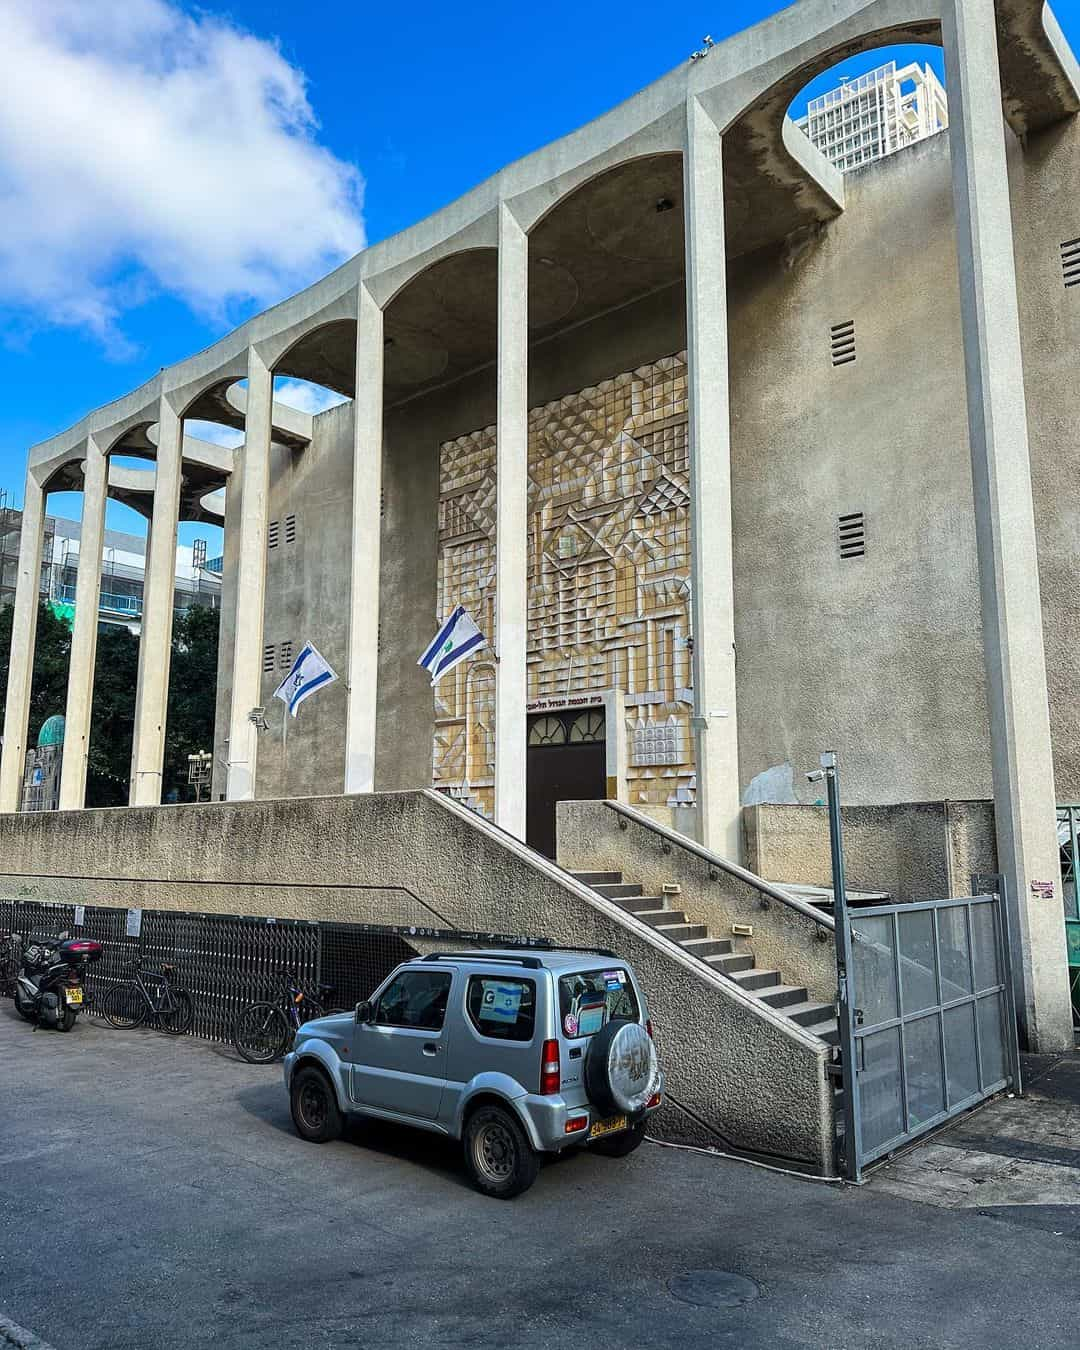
[525,708,607,859]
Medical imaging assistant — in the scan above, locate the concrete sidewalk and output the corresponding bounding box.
[1,1007,1078,1350]
[871,1053,1080,1232]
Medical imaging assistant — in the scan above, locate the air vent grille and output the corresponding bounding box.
[831,320,856,367]
[262,644,276,673]
[267,520,279,549]
[1061,238,1080,288]
[284,513,296,545]
[838,511,866,559]
[279,640,293,670]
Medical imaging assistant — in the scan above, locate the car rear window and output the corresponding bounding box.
[466,975,536,1042]
[558,968,639,1038]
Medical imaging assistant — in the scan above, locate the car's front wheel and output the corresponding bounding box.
[463,1104,540,1199]
[290,1065,343,1144]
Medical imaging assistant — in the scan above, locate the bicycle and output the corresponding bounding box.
[100,963,195,1035]
[233,971,339,1064]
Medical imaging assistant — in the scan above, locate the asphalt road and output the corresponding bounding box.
[1,1003,1077,1350]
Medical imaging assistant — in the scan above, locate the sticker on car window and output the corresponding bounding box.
[563,1013,579,1037]
[479,981,523,1023]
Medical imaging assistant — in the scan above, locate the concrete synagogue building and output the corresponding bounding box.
[2,0,1079,1172]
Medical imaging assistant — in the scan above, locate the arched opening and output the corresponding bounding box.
[520,153,692,839]
[788,42,947,174]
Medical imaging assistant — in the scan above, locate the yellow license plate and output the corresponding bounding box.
[64,988,83,1006]
[589,1115,627,1139]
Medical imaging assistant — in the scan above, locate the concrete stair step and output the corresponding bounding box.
[786,1000,837,1027]
[635,908,688,928]
[593,882,643,899]
[706,953,755,975]
[616,895,668,915]
[572,871,623,885]
[758,984,809,1009]
[731,967,782,992]
[656,923,709,942]
[806,1021,840,1046]
[678,937,733,958]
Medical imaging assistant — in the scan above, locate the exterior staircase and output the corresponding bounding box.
[572,869,839,1046]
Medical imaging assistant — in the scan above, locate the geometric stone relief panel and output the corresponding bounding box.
[433,349,696,814]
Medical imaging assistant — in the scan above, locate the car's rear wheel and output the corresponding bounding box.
[590,1119,646,1157]
[463,1105,540,1200]
[290,1065,343,1143]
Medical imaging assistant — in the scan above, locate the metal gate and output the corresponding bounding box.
[840,890,1021,1180]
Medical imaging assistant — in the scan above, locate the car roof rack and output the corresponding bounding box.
[420,953,544,969]
[418,945,618,965]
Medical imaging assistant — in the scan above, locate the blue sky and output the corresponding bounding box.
[0,0,1076,552]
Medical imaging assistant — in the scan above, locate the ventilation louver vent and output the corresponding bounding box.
[267,520,279,549]
[284,513,296,545]
[262,644,276,673]
[838,511,866,559]
[831,320,856,366]
[1061,238,1080,288]
[279,641,293,670]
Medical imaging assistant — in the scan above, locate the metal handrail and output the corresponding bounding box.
[604,800,836,934]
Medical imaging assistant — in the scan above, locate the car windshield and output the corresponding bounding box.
[558,967,638,1038]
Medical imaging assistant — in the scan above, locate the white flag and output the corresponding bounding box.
[418,605,486,685]
[273,642,338,718]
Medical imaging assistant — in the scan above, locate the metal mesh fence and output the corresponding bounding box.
[0,898,547,1045]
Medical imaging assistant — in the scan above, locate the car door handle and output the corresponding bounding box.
[422,1043,440,1056]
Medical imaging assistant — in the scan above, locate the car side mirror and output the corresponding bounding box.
[355,1000,373,1024]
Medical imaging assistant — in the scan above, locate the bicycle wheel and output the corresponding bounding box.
[233,1003,290,1063]
[101,983,148,1030]
[158,988,194,1036]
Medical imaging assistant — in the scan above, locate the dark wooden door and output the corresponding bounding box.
[525,712,606,859]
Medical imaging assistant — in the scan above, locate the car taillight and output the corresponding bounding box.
[647,1092,662,1109]
[540,1039,561,1094]
[646,1019,653,1039]
[564,1115,588,1134]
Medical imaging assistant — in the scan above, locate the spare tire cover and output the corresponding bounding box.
[584,1020,660,1116]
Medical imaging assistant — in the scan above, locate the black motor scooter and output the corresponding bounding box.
[13,932,103,1031]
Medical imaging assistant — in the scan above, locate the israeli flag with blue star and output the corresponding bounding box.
[418,605,486,685]
[273,642,339,717]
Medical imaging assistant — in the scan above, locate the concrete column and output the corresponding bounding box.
[494,202,528,839]
[942,0,1072,1051]
[58,435,107,809]
[0,472,45,812]
[226,347,273,800]
[129,394,183,806]
[683,98,742,862]
[344,284,384,794]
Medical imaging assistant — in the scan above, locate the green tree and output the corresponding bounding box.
[0,600,72,748]
[0,599,219,806]
[163,603,220,802]
[85,622,140,807]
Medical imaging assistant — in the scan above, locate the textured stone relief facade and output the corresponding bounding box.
[433,351,695,818]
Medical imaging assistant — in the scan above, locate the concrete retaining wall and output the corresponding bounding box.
[558,799,838,1005]
[0,789,835,1173]
[743,800,998,901]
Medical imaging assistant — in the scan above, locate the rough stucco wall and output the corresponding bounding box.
[0,790,833,1172]
[557,799,837,1003]
[743,800,997,902]
[729,133,992,808]
[257,402,353,799]
[1008,116,1080,800]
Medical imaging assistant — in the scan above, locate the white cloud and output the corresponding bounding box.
[274,379,349,415]
[185,420,244,448]
[0,0,365,347]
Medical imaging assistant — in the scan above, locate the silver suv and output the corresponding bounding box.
[283,947,664,1198]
